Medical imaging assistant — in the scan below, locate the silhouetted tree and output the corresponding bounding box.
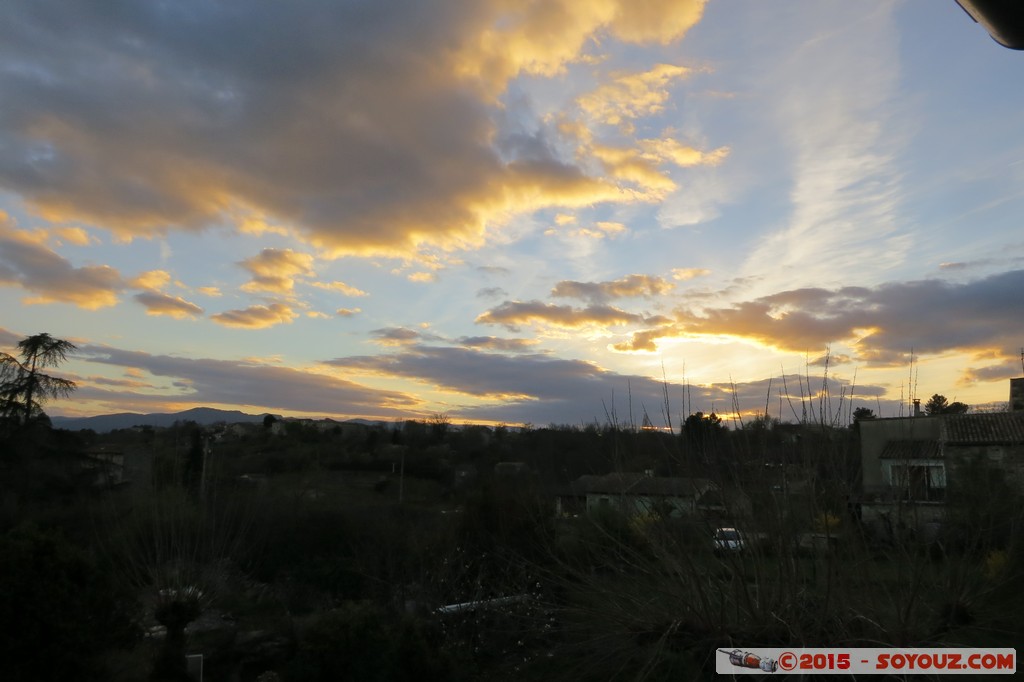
[682,411,725,463]
[924,394,970,415]
[852,406,876,423]
[0,333,77,434]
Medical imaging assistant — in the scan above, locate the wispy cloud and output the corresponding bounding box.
[740,4,909,291]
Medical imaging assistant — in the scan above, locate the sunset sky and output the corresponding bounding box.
[2,1,1023,427]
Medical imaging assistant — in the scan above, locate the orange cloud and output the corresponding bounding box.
[210,302,297,329]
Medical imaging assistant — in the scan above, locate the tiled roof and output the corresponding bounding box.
[879,440,941,460]
[942,412,1024,444]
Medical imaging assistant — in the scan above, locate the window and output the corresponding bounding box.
[888,462,945,502]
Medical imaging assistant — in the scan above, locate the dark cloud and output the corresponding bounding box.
[0,327,24,348]
[456,336,539,352]
[476,300,649,330]
[325,345,890,425]
[77,344,419,416]
[370,327,424,346]
[0,220,122,308]
[476,286,508,299]
[134,291,204,318]
[616,270,1024,378]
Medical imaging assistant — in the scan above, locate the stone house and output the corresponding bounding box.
[859,381,1024,534]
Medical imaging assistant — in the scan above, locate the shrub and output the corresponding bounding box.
[0,524,138,681]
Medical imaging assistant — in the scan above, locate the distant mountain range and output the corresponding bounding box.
[51,407,278,433]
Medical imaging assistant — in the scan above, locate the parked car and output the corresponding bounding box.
[713,527,744,553]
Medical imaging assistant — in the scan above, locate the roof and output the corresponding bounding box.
[941,412,1024,444]
[572,473,716,497]
[879,440,942,460]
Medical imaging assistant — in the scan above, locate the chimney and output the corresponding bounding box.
[1011,378,1024,412]
[913,398,922,417]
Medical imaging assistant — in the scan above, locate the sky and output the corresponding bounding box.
[2,0,1023,428]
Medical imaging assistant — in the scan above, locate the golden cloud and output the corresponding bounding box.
[130,269,172,291]
[455,2,705,97]
[671,267,711,281]
[551,274,673,302]
[210,302,298,329]
[578,64,691,126]
[476,300,647,330]
[134,291,204,319]
[1,1,709,260]
[310,280,368,297]
[52,226,95,246]
[239,249,315,293]
[637,138,729,167]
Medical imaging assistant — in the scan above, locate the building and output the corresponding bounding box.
[558,472,728,519]
[859,386,1024,534]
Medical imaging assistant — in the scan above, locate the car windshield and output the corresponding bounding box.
[716,529,740,541]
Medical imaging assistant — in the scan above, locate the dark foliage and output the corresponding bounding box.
[0,525,137,682]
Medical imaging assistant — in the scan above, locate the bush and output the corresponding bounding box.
[287,602,457,681]
[0,524,138,681]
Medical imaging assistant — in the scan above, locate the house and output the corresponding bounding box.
[81,447,125,487]
[558,472,727,519]
[859,381,1024,534]
[80,445,153,488]
[494,461,530,477]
